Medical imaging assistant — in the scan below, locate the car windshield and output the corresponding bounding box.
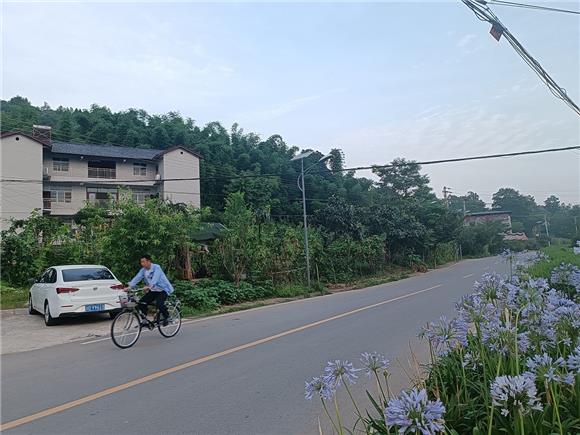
[62,268,115,282]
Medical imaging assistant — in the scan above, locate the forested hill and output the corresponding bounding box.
[0,96,371,215]
[1,96,578,243]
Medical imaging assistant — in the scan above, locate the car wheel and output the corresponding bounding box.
[28,295,37,315]
[44,301,58,326]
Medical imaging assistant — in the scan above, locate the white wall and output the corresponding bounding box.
[160,149,200,207]
[0,135,43,230]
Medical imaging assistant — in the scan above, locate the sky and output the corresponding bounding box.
[2,0,579,205]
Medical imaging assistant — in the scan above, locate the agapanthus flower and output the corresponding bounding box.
[304,376,334,400]
[360,352,389,377]
[421,315,469,355]
[551,263,580,293]
[384,388,446,434]
[490,374,543,416]
[567,345,580,373]
[526,353,568,383]
[323,360,359,387]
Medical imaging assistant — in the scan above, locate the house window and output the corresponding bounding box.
[88,161,116,179]
[86,187,118,207]
[132,189,153,205]
[49,187,72,203]
[133,163,147,176]
[53,158,69,172]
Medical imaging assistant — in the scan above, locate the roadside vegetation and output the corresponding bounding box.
[305,247,580,434]
[0,281,27,309]
[1,98,579,315]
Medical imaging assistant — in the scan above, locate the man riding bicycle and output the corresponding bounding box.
[126,255,174,326]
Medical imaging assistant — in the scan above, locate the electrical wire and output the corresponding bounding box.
[1,145,577,184]
[462,0,580,116]
[485,0,580,15]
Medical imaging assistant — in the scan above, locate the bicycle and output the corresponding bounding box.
[110,288,182,349]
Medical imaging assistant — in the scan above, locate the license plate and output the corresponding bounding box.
[85,304,105,312]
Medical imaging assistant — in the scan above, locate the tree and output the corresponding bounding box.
[373,158,431,200]
[215,192,256,286]
[544,195,561,214]
[492,188,538,235]
[151,126,170,149]
[449,192,487,214]
[313,196,362,240]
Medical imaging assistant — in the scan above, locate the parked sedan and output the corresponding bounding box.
[29,265,126,326]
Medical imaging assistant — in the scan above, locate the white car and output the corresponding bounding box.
[28,265,126,326]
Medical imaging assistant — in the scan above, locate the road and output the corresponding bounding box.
[1,257,504,435]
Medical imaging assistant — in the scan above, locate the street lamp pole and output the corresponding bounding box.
[299,158,311,289]
[292,151,332,289]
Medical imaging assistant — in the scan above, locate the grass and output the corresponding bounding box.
[528,245,580,278]
[178,269,413,319]
[351,271,411,290]
[0,281,28,309]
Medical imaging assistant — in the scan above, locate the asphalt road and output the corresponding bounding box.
[1,257,504,435]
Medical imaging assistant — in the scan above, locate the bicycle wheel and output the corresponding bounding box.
[158,303,182,338]
[111,309,141,349]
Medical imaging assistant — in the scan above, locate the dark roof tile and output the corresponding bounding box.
[51,142,163,160]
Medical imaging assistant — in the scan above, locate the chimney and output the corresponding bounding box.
[32,125,52,144]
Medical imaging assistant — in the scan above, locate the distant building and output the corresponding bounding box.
[463,210,512,229]
[0,129,202,230]
[503,232,528,241]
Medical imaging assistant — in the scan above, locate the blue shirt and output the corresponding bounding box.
[128,264,174,295]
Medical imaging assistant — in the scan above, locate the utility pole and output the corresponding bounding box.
[442,186,452,209]
[462,198,467,217]
[544,214,551,246]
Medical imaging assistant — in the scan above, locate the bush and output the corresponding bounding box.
[173,279,275,311]
[173,280,219,311]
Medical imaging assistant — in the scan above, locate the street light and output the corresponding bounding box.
[291,151,332,289]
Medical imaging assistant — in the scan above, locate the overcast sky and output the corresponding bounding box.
[2,0,579,205]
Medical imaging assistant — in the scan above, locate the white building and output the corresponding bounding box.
[0,129,201,230]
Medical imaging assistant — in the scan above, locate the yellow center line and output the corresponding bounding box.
[1,284,442,432]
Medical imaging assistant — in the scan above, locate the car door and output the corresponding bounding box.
[43,268,57,307]
[31,269,49,310]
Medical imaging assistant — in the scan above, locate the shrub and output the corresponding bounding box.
[173,279,275,311]
[173,280,219,311]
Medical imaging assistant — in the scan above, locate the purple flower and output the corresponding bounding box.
[305,376,334,400]
[490,374,543,416]
[551,263,580,293]
[360,352,389,377]
[324,360,359,387]
[420,315,468,355]
[567,346,580,373]
[384,388,446,434]
[526,353,568,384]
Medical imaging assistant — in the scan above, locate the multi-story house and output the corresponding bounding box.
[0,128,201,230]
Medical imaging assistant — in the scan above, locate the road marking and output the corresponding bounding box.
[463,273,475,278]
[79,278,406,346]
[1,284,442,431]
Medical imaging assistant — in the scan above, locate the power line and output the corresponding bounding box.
[1,145,578,184]
[331,145,580,173]
[486,0,580,15]
[462,0,580,116]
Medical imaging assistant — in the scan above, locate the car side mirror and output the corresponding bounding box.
[28,278,38,284]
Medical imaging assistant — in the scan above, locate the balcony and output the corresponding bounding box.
[88,167,116,179]
[87,198,113,208]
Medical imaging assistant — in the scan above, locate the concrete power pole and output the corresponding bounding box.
[544,214,551,246]
[442,186,451,209]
